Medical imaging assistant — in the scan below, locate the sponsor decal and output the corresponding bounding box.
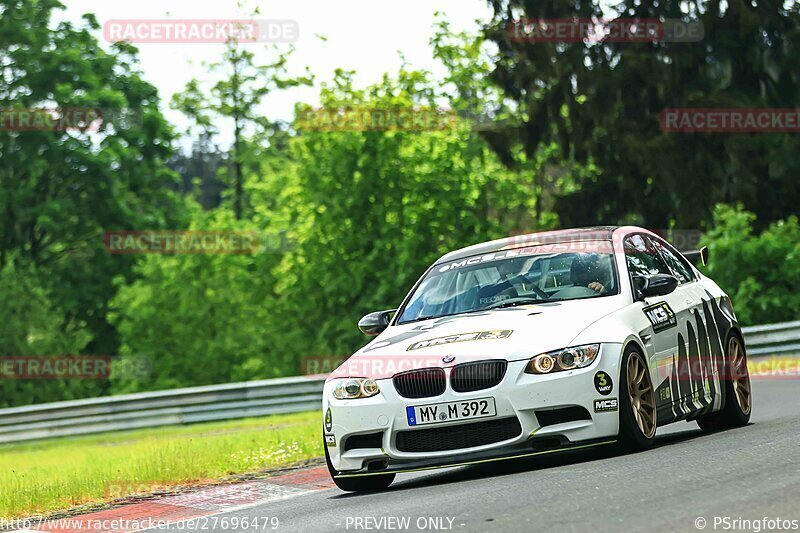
[406,330,512,351]
[656,379,672,402]
[324,408,333,432]
[594,398,618,412]
[643,302,677,333]
[437,241,615,273]
[325,434,336,447]
[437,250,524,273]
[478,294,511,305]
[594,371,613,395]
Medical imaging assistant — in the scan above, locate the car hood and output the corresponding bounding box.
[336,298,622,379]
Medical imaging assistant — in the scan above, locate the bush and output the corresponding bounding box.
[702,205,800,326]
[0,259,95,407]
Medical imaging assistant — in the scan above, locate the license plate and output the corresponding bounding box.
[406,397,496,426]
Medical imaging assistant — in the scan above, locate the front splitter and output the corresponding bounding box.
[335,437,617,478]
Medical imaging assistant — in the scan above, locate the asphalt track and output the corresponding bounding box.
[143,379,800,533]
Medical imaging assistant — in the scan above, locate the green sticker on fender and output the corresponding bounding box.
[594,371,613,395]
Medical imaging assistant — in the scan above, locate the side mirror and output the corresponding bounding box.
[358,309,396,336]
[684,246,709,267]
[632,274,679,301]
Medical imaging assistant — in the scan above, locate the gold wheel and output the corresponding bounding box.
[729,336,752,416]
[627,352,657,439]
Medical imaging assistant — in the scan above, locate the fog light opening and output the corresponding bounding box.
[367,460,388,471]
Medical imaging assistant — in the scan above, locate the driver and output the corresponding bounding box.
[570,253,611,295]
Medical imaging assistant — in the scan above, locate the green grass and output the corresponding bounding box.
[0,411,323,519]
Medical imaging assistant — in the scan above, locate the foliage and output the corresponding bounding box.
[0,0,184,362]
[0,258,94,407]
[111,62,538,386]
[172,42,312,219]
[109,204,288,389]
[702,205,800,325]
[483,0,800,228]
[0,4,797,409]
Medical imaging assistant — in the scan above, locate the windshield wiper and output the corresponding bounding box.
[399,311,467,324]
[401,298,548,323]
[486,298,549,310]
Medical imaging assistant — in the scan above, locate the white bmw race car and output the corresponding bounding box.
[322,226,753,491]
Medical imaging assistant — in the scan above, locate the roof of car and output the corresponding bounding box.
[434,226,622,265]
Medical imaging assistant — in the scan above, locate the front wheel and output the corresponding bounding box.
[697,333,752,432]
[324,441,395,492]
[617,346,657,451]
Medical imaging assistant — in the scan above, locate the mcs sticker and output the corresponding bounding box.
[594,398,618,412]
[643,302,677,333]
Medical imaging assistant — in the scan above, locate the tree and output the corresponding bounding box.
[702,205,800,325]
[268,68,536,361]
[0,0,184,356]
[109,205,288,390]
[168,134,227,210]
[0,258,94,407]
[482,0,800,229]
[172,41,312,219]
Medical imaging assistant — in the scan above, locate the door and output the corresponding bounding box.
[623,234,695,424]
[649,236,722,417]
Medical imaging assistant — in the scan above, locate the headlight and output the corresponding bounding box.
[525,344,600,374]
[332,378,381,399]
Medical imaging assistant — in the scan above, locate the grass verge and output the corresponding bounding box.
[0,410,323,519]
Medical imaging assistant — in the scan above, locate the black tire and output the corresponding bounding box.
[697,332,751,432]
[618,346,657,452]
[324,441,395,492]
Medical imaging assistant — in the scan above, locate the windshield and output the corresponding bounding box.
[397,248,618,323]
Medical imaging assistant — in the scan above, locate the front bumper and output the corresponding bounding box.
[322,343,623,476]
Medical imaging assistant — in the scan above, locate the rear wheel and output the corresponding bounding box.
[324,440,395,492]
[618,346,657,451]
[697,333,751,432]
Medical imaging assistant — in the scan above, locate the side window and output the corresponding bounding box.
[650,237,695,284]
[624,234,672,278]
